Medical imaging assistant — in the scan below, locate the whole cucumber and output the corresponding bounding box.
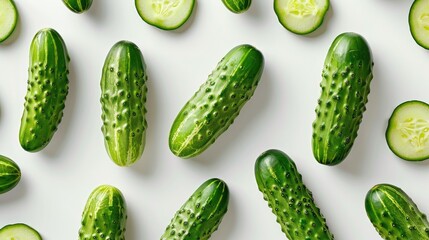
[100,41,148,167]
[222,0,252,13]
[255,149,334,239]
[62,0,93,13]
[365,184,429,240]
[312,32,373,165]
[0,155,21,194]
[169,44,264,158]
[79,185,127,240]
[19,28,70,152]
[161,178,229,240]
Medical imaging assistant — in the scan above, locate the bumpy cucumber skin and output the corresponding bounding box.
[255,149,334,240]
[100,41,148,167]
[222,0,251,13]
[169,44,264,158]
[0,0,19,43]
[312,32,373,165]
[62,0,93,13]
[0,223,42,240]
[19,28,69,152]
[365,184,429,240]
[161,178,229,240]
[0,155,20,194]
[79,185,127,240]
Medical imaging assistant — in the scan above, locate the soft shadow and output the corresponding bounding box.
[241,0,263,19]
[0,7,22,46]
[125,203,140,240]
[0,176,27,203]
[86,0,107,22]
[211,191,237,240]
[302,3,333,38]
[169,1,198,34]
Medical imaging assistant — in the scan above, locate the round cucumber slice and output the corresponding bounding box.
[0,0,18,43]
[274,0,329,35]
[409,0,429,49]
[0,223,42,240]
[386,100,429,161]
[135,0,195,30]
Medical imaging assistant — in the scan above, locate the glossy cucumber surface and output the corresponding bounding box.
[62,0,93,13]
[0,155,20,194]
[222,0,251,13]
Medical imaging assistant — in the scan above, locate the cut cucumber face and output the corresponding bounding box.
[386,100,429,161]
[274,0,329,35]
[135,0,195,30]
[0,223,42,240]
[0,0,18,43]
[409,0,429,49]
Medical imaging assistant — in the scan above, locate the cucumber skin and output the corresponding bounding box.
[169,44,264,158]
[62,0,93,13]
[100,41,148,167]
[255,149,334,240]
[0,155,21,194]
[19,28,69,152]
[161,178,229,240]
[222,0,251,13]
[365,184,429,240]
[79,185,127,240]
[312,32,373,165]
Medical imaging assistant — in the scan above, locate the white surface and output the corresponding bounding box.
[0,0,428,239]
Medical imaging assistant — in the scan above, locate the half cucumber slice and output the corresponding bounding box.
[409,0,429,49]
[0,0,18,43]
[0,223,42,240]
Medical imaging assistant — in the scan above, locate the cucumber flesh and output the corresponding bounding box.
[386,100,429,161]
[409,0,429,49]
[0,0,18,43]
[274,0,329,35]
[0,223,42,240]
[135,0,195,30]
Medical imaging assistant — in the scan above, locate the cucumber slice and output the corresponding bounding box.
[386,100,429,161]
[0,0,18,43]
[0,223,42,240]
[274,0,329,35]
[409,0,429,49]
[135,0,195,30]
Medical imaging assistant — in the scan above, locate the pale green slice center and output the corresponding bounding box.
[152,0,182,17]
[286,0,318,17]
[419,13,429,30]
[398,118,429,151]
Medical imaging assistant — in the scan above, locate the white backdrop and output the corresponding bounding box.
[0,0,427,239]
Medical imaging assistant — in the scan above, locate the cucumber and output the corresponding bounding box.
[19,28,70,152]
[62,0,93,13]
[0,155,20,194]
[386,100,429,161]
[100,41,148,167]
[312,32,373,165]
[255,149,334,240]
[78,185,127,240]
[0,0,18,43]
[169,44,264,158]
[135,0,195,30]
[222,0,251,13]
[274,0,329,35]
[409,0,429,49]
[161,178,229,240]
[365,183,429,240]
[0,223,42,240]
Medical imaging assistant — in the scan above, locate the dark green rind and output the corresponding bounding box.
[0,0,19,43]
[0,223,42,240]
[79,185,127,240]
[365,184,429,240]
[169,44,264,158]
[222,0,251,13]
[160,178,229,240]
[19,28,70,152]
[255,149,334,240]
[62,0,93,13]
[0,155,20,194]
[312,32,373,165]
[100,41,148,167]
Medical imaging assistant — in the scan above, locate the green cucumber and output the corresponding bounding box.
[0,0,18,43]
[0,155,20,194]
[312,32,373,165]
[274,0,329,35]
[222,0,251,13]
[161,178,229,240]
[135,0,195,30]
[19,28,70,152]
[78,185,127,240]
[386,100,429,161]
[0,223,42,240]
[365,183,429,240]
[100,41,148,167]
[169,44,264,158]
[62,0,93,13]
[255,149,334,239]
[409,0,429,49]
